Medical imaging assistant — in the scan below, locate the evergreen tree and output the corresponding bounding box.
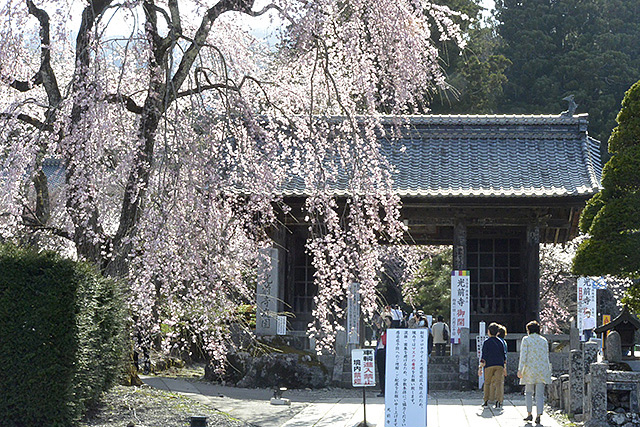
[572,80,640,310]
[429,0,510,114]
[495,0,640,145]
[403,247,452,319]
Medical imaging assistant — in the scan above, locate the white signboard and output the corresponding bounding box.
[450,271,470,344]
[256,248,279,335]
[352,349,376,387]
[347,282,361,344]
[577,277,597,341]
[276,315,287,336]
[385,329,428,427]
[476,321,487,389]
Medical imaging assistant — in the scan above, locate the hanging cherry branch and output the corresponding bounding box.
[1,0,465,359]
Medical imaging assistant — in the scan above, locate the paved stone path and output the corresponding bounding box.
[142,376,565,427]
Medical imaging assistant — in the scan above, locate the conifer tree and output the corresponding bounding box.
[573,80,640,310]
[495,0,640,144]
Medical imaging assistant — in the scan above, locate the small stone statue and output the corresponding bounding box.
[561,95,578,117]
[605,331,623,363]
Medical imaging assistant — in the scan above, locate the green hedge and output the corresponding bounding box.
[0,244,127,426]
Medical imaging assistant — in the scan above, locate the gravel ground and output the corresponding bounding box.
[81,385,249,427]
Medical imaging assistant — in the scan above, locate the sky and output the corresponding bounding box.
[62,0,496,35]
[2,0,496,42]
[2,0,497,58]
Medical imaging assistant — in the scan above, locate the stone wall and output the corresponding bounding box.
[547,354,640,427]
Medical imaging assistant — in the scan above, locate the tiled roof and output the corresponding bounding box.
[40,114,603,200]
[42,158,65,187]
[284,114,603,198]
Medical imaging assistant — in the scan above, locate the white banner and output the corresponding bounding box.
[577,277,597,341]
[477,321,487,389]
[352,349,376,387]
[385,329,428,427]
[450,271,470,344]
[347,282,360,344]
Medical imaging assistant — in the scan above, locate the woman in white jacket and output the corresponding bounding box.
[517,320,552,425]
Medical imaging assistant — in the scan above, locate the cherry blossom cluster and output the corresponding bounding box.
[0,0,465,361]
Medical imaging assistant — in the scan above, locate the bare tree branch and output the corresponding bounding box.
[169,0,257,104]
[175,75,271,98]
[26,0,62,107]
[243,3,285,18]
[62,0,114,264]
[105,93,144,114]
[168,0,182,34]
[0,112,54,132]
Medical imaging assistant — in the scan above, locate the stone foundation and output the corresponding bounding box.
[205,351,330,389]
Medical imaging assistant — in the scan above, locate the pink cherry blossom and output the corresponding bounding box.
[1,0,465,361]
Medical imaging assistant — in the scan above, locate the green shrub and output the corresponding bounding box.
[0,244,127,426]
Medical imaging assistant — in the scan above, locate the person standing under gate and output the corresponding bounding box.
[518,320,552,425]
[582,309,596,341]
[478,322,507,408]
[389,304,404,328]
[432,315,449,356]
[496,324,509,403]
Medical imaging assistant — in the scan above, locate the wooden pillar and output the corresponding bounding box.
[453,221,467,270]
[525,224,540,322]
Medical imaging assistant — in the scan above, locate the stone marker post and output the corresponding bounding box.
[570,326,580,350]
[256,248,281,336]
[583,342,600,423]
[584,362,609,427]
[584,342,599,375]
[458,327,470,386]
[569,349,583,415]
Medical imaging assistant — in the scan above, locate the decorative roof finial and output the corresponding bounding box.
[561,95,578,117]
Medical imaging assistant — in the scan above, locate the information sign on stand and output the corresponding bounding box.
[352,348,376,427]
[451,271,470,344]
[476,321,487,389]
[385,329,429,427]
[352,349,376,387]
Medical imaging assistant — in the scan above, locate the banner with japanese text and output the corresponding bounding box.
[577,277,597,341]
[450,270,470,344]
[385,329,428,427]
